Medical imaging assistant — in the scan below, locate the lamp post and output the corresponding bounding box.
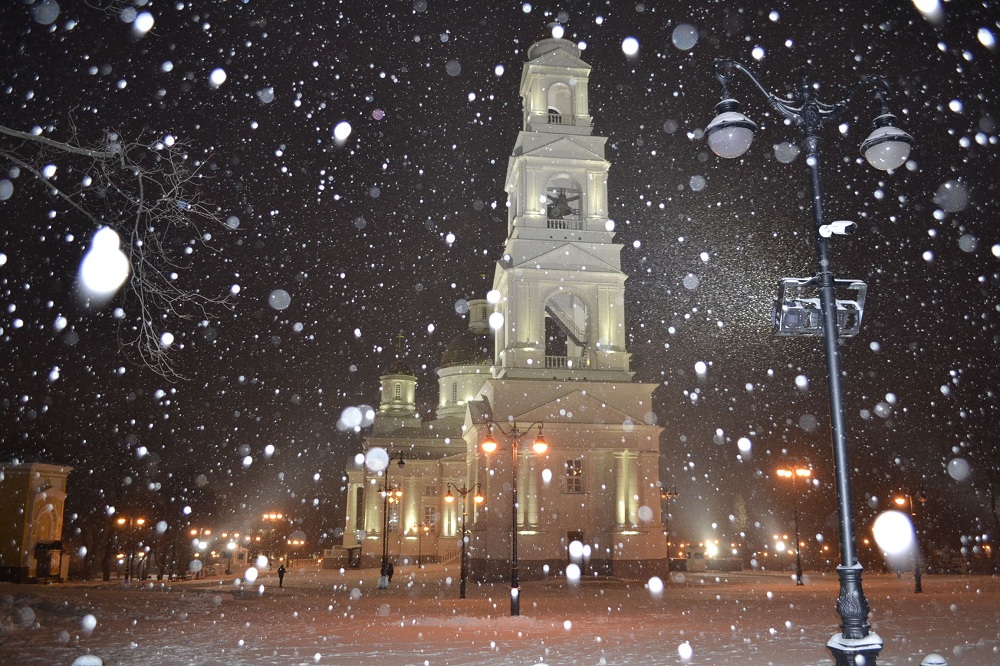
[261,512,285,564]
[416,523,425,568]
[378,452,405,589]
[660,485,678,560]
[444,482,485,598]
[773,534,789,571]
[706,58,912,666]
[189,527,211,579]
[894,490,927,593]
[116,516,146,584]
[777,467,812,585]
[480,421,548,616]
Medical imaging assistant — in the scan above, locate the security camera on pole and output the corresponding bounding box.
[706,57,913,666]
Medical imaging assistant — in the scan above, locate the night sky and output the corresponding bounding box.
[2,1,998,564]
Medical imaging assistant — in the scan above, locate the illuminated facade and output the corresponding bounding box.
[0,462,73,582]
[342,37,667,580]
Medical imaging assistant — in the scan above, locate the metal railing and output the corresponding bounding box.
[544,355,588,369]
[546,218,583,230]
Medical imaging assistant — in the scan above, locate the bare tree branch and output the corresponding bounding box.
[0,122,233,380]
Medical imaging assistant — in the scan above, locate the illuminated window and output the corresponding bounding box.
[566,459,584,493]
[393,383,401,400]
[422,505,437,527]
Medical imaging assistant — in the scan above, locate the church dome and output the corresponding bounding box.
[440,298,493,368]
[440,329,492,368]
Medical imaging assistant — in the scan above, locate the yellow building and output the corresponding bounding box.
[0,462,73,582]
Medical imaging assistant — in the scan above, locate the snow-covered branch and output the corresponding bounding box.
[0,123,232,380]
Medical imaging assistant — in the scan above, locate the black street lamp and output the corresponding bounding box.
[706,58,913,666]
[417,523,430,568]
[444,482,485,598]
[777,467,813,585]
[480,421,548,616]
[378,452,405,589]
[660,485,679,562]
[894,490,928,593]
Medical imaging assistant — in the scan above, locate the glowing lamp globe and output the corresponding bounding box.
[860,114,913,171]
[706,99,757,159]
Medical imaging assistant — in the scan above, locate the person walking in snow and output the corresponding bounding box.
[386,561,394,583]
[277,564,286,588]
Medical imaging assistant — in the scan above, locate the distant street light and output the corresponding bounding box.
[774,535,788,571]
[261,512,285,563]
[660,485,679,561]
[444,482,485,598]
[378,452,405,589]
[707,58,912,666]
[894,490,928,593]
[116,516,146,584]
[777,467,812,585]
[480,421,548,616]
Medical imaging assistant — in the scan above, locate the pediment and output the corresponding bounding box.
[517,390,638,425]
[516,135,607,162]
[528,49,591,72]
[511,243,618,273]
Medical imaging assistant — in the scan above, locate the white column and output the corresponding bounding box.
[516,448,528,528]
[614,452,628,527]
[365,481,380,536]
[627,452,639,525]
[527,457,540,527]
[637,451,661,526]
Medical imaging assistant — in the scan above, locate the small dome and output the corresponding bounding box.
[440,330,492,368]
[527,37,581,60]
[386,357,415,377]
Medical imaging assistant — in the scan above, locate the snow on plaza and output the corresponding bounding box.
[2,563,999,665]
[3,2,1000,666]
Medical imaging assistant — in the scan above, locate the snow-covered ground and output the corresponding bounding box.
[2,563,998,665]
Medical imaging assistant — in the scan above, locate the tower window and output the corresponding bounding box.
[545,186,581,220]
[451,382,458,404]
[393,383,402,400]
[547,82,573,121]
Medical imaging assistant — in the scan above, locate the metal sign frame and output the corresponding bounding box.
[772,277,867,338]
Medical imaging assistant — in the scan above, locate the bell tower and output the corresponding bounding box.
[465,37,667,583]
[493,38,632,381]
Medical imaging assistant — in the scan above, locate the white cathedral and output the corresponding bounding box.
[341,37,668,580]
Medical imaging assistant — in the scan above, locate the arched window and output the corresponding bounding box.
[451,382,458,404]
[545,175,583,228]
[393,383,402,401]
[547,82,573,124]
[544,292,588,366]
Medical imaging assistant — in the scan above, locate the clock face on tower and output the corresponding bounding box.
[546,187,581,220]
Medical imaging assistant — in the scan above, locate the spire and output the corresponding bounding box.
[390,331,414,376]
[379,331,417,418]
